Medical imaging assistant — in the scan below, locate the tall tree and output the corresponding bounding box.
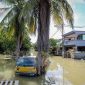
[1,0,28,56]
[33,0,73,73]
[1,0,74,74]
[24,0,73,74]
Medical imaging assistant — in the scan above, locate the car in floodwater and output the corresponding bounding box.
[15,56,38,76]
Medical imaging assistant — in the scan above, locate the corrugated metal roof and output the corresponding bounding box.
[0,1,12,23]
[0,8,12,23]
[63,31,85,36]
[0,2,10,8]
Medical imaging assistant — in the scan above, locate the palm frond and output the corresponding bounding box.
[51,0,74,28]
[19,0,38,22]
[28,15,37,34]
[60,0,74,28]
[18,0,38,34]
[51,0,63,25]
[18,2,33,23]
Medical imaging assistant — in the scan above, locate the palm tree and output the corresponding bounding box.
[1,0,28,57]
[23,0,74,74]
[1,0,74,74]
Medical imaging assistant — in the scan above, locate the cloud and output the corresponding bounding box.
[67,0,85,26]
[67,0,85,9]
[68,0,85,5]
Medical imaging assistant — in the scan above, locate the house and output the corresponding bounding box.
[63,31,85,59]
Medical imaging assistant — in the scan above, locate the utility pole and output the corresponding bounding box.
[54,24,65,57]
[61,24,64,57]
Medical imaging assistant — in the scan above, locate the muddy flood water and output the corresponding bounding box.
[0,56,85,85]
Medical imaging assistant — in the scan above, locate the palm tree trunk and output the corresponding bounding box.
[15,16,23,57]
[16,34,20,57]
[37,0,50,75]
[16,33,23,57]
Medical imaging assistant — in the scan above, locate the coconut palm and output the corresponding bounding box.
[23,0,74,74]
[1,0,29,56]
[1,0,73,74]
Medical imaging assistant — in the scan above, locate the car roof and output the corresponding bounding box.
[18,56,36,59]
[23,56,36,58]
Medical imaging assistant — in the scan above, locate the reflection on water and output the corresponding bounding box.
[48,57,85,85]
[45,64,72,85]
[45,64,64,85]
[0,59,15,80]
[0,56,85,85]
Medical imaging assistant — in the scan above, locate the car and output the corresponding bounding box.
[15,56,38,76]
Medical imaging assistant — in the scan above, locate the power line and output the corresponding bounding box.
[73,26,85,28]
[51,25,85,38]
[55,25,85,28]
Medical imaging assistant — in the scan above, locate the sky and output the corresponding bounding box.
[0,0,85,43]
[30,0,85,43]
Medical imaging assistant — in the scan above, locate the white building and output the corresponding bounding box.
[63,31,85,59]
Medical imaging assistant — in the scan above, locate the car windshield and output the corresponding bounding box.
[16,57,36,66]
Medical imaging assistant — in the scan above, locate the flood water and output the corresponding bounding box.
[0,56,85,85]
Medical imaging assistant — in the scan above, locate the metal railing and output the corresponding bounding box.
[0,80,19,85]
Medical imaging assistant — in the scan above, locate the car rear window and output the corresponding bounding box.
[16,58,36,66]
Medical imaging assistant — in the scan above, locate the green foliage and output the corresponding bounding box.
[1,0,73,57]
[20,37,32,52]
[0,29,16,54]
[51,0,74,28]
[1,0,34,56]
[0,28,31,54]
[49,38,62,55]
[49,38,60,48]
[32,43,38,51]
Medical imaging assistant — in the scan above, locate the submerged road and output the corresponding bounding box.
[0,56,85,85]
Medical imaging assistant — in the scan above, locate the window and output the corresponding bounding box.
[77,34,85,40]
[16,58,36,66]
